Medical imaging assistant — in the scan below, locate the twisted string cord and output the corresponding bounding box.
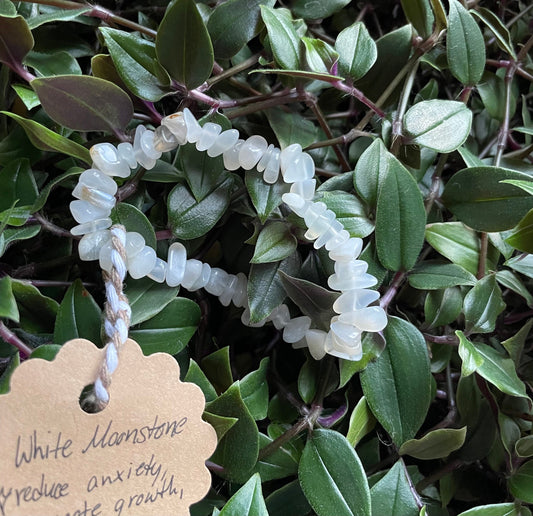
[93,225,131,409]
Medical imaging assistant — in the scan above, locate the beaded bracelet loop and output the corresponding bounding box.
[70,108,387,361]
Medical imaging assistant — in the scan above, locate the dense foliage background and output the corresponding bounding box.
[1,0,533,514]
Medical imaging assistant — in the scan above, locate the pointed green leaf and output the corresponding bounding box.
[156,0,213,89]
[240,358,270,420]
[458,503,523,516]
[361,317,431,446]
[463,275,505,334]
[201,347,233,394]
[266,480,312,516]
[125,277,179,325]
[292,0,351,19]
[346,397,376,447]
[0,276,19,322]
[254,433,299,481]
[203,412,238,442]
[251,222,297,264]
[509,461,533,503]
[335,22,377,81]
[184,359,217,402]
[0,352,19,394]
[471,7,515,58]
[0,15,34,66]
[219,473,268,516]
[31,75,133,132]
[457,330,484,377]
[0,158,38,211]
[515,436,533,458]
[401,0,434,38]
[409,262,476,289]
[399,427,467,459]
[245,169,286,224]
[299,429,371,516]
[506,208,533,254]
[353,139,389,207]
[26,7,90,29]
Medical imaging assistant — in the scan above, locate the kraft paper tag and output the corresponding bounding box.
[0,338,217,516]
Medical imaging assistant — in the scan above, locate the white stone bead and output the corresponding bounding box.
[283,316,311,343]
[333,289,381,314]
[257,144,274,172]
[314,221,345,250]
[219,274,238,306]
[70,200,111,224]
[207,129,240,157]
[181,259,203,289]
[188,263,211,291]
[283,152,315,183]
[134,126,157,169]
[231,272,247,307]
[154,125,179,152]
[76,169,117,196]
[280,143,302,174]
[71,217,112,236]
[331,321,362,345]
[196,123,222,152]
[328,271,378,291]
[183,108,202,143]
[124,232,145,261]
[128,246,157,279]
[304,210,336,241]
[334,259,369,277]
[325,229,350,252]
[290,179,316,200]
[99,240,114,272]
[282,193,310,217]
[147,257,167,283]
[141,129,162,160]
[328,326,363,361]
[304,329,328,360]
[303,202,327,228]
[239,135,268,170]
[263,148,281,184]
[339,306,387,332]
[78,229,111,261]
[161,112,187,145]
[166,242,187,287]
[268,304,290,330]
[91,143,130,178]
[72,185,116,211]
[241,307,266,328]
[117,142,137,169]
[205,267,229,296]
[223,139,244,170]
[329,238,363,262]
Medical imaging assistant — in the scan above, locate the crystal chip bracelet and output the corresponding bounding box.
[69,108,387,361]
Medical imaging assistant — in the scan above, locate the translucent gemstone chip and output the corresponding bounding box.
[329,238,363,262]
[75,169,117,196]
[91,143,130,178]
[339,306,387,332]
[239,135,268,170]
[154,125,179,152]
[205,267,229,296]
[333,289,381,314]
[268,304,290,330]
[290,179,316,201]
[283,152,315,183]
[231,272,247,307]
[197,123,222,152]
[181,259,203,289]
[161,112,187,145]
[303,202,327,228]
[124,232,145,260]
[305,210,336,241]
[133,126,158,169]
[324,229,350,252]
[328,271,378,291]
[280,143,302,173]
[128,246,157,279]
[72,185,116,211]
[219,274,238,306]
[304,329,328,360]
[223,139,244,171]
[183,108,202,143]
[282,193,309,217]
[147,257,167,283]
[207,129,239,157]
[70,200,111,224]
[71,217,112,236]
[78,230,111,261]
[263,148,281,184]
[189,263,212,291]
[117,142,137,169]
[257,144,275,172]
[283,316,311,343]
[166,242,187,287]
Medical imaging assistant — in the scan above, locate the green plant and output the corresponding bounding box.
[1,0,533,514]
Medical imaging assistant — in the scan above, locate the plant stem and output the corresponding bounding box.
[401,458,425,509]
[477,232,488,279]
[32,213,73,239]
[207,54,260,87]
[380,270,407,310]
[0,321,33,358]
[424,334,459,346]
[257,415,311,460]
[425,153,449,214]
[332,81,386,119]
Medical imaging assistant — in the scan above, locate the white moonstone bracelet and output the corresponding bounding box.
[69,108,387,361]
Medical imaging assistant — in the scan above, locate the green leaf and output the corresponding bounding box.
[506,208,533,254]
[401,0,434,38]
[457,331,527,399]
[248,253,299,323]
[375,151,426,271]
[206,383,259,483]
[442,167,533,232]
[501,179,533,196]
[202,347,234,394]
[502,319,532,365]
[471,7,516,58]
[457,330,484,377]
[26,6,90,29]
[399,427,467,459]
[32,167,82,213]
[346,396,376,447]
[203,412,238,442]
[0,158,38,211]
[299,429,370,516]
[252,67,342,83]
[267,108,318,150]
[298,357,318,403]
[110,202,156,249]
[251,222,297,264]
[0,205,31,227]
[0,15,34,66]
[125,277,179,325]
[463,275,505,334]
[409,262,476,289]
[425,222,498,275]
[184,359,217,402]
[302,37,338,74]
[279,271,338,332]
[317,191,374,238]
[129,297,200,356]
[370,461,420,516]
[424,287,463,328]
[446,0,486,85]
[458,503,523,516]
[208,0,275,59]
[31,75,133,133]
[0,0,16,16]
[515,436,533,458]
[12,84,40,110]
[0,226,41,258]
[245,169,286,224]
[0,276,19,322]
[509,461,533,503]
[156,0,213,89]
[255,432,299,481]
[496,270,533,308]
[506,254,533,279]
[240,358,270,420]
[266,480,312,516]
[353,139,389,207]
[168,177,232,240]
[219,473,268,516]
[339,332,387,385]
[0,352,19,394]
[292,0,350,19]
[53,279,101,345]
[25,50,82,77]
[404,100,472,153]
[335,22,377,81]
[261,6,302,71]
[1,112,91,164]
[361,317,431,446]
[100,27,170,102]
